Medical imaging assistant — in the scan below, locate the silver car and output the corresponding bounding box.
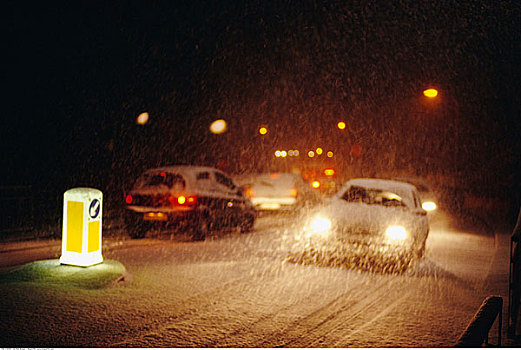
[299,178,429,259]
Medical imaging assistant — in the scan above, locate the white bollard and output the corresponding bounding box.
[59,188,103,267]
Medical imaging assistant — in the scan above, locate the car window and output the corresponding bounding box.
[215,172,236,190]
[341,186,405,207]
[196,171,210,180]
[139,172,186,190]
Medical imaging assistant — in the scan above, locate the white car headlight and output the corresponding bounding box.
[422,201,437,211]
[309,216,332,237]
[385,225,407,241]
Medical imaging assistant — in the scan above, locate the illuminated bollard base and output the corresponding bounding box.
[0,259,127,288]
[60,188,103,267]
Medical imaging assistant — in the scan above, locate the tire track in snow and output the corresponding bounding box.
[262,274,411,348]
[110,258,295,347]
[201,273,376,347]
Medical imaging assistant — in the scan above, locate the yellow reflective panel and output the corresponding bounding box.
[66,201,84,253]
[88,220,100,253]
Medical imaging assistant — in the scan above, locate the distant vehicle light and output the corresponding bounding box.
[385,226,407,241]
[324,169,335,176]
[337,121,346,130]
[327,151,334,158]
[177,196,186,204]
[422,201,437,211]
[281,150,287,157]
[316,147,323,155]
[275,150,281,157]
[308,151,315,158]
[312,181,321,189]
[125,194,133,204]
[259,127,268,135]
[244,188,255,198]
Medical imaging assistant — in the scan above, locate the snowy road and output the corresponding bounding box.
[0,211,511,347]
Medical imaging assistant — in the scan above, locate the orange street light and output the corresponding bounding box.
[210,119,227,134]
[136,112,149,125]
[423,88,438,98]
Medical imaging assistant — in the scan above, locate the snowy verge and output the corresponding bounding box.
[0,259,127,289]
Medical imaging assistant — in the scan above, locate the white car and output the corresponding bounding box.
[300,178,429,259]
[124,165,256,240]
[236,173,319,211]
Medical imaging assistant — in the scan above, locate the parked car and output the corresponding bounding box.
[124,165,256,240]
[299,178,429,259]
[235,172,320,211]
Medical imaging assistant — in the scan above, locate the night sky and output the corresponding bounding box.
[3,1,521,216]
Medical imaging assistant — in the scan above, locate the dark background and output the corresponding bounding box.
[2,1,521,226]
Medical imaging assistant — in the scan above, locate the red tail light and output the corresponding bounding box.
[125,194,133,204]
[168,194,197,207]
[244,187,255,198]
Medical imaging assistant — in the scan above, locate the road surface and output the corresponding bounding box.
[0,211,512,347]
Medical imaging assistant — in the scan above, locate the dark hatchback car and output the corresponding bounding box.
[124,165,256,240]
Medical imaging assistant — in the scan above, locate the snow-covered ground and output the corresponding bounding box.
[0,211,516,347]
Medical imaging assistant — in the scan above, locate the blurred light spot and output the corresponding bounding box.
[308,151,315,158]
[259,127,268,135]
[327,151,334,157]
[324,168,335,176]
[275,150,281,157]
[137,112,149,125]
[423,88,438,98]
[177,196,186,204]
[422,201,437,211]
[281,150,287,157]
[210,119,227,134]
[312,180,320,189]
[294,150,300,156]
[316,147,323,155]
[337,121,346,130]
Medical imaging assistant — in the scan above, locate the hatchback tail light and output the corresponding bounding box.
[244,187,255,198]
[125,194,133,205]
[167,194,197,207]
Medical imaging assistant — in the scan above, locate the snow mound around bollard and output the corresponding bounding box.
[0,259,127,289]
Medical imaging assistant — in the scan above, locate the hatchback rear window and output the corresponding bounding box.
[139,172,186,190]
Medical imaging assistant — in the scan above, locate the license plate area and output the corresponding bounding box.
[144,212,168,221]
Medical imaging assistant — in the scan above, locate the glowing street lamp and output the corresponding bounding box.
[337,121,346,130]
[136,112,149,125]
[210,119,227,134]
[259,126,268,135]
[423,88,438,98]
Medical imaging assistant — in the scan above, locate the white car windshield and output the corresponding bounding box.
[341,186,405,207]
